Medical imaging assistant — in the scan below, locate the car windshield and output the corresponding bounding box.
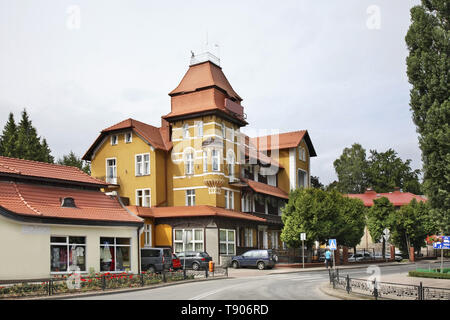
[199,252,210,257]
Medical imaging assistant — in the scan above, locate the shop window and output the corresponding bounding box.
[51,236,86,273]
[100,237,131,272]
[220,229,235,255]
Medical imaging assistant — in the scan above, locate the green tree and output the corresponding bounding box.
[405,0,449,233]
[57,151,90,174]
[281,188,365,259]
[310,176,324,190]
[367,197,395,259]
[13,109,54,163]
[388,199,437,258]
[333,143,368,194]
[367,149,422,194]
[0,113,18,157]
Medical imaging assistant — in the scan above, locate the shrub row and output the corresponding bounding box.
[408,271,450,279]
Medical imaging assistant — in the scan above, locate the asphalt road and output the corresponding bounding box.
[70,262,449,300]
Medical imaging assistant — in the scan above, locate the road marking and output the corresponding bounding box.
[189,284,242,300]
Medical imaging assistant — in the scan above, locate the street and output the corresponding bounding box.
[69,262,449,300]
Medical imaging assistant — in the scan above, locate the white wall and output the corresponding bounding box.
[0,214,139,280]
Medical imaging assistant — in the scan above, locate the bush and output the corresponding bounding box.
[408,271,450,279]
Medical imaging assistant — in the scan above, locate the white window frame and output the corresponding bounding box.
[198,121,203,137]
[227,150,235,178]
[106,158,117,184]
[111,134,118,146]
[125,132,132,143]
[297,169,307,188]
[203,151,208,173]
[186,189,196,206]
[185,151,194,175]
[50,236,87,274]
[136,188,151,207]
[144,224,152,247]
[173,228,204,253]
[225,190,234,210]
[212,149,220,172]
[219,229,236,255]
[135,153,150,176]
[221,123,226,138]
[244,228,253,247]
[183,123,190,139]
[100,237,132,273]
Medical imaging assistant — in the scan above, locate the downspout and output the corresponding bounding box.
[114,192,144,274]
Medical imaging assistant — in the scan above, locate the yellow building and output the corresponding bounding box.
[83,52,317,266]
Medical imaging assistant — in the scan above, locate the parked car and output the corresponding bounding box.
[177,251,212,270]
[347,252,374,262]
[231,249,277,270]
[172,253,182,270]
[140,247,173,273]
[378,253,403,262]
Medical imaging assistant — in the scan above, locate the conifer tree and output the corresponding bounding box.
[0,112,18,157]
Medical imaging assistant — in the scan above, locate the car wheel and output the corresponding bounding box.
[232,261,239,269]
[257,261,265,270]
[192,262,200,271]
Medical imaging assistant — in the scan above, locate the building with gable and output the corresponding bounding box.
[0,156,143,280]
[83,53,317,265]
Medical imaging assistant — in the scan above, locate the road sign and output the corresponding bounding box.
[329,239,337,250]
[300,233,306,241]
[434,242,450,249]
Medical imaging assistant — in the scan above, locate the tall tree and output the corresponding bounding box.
[13,109,54,163]
[0,113,18,157]
[405,0,449,234]
[366,149,422,194]
[310,176,324,190]
[367,197,395,259]
[57,151,90,174]
[281,188,365,258]
[388,199,437,258]
[333,143,369,194]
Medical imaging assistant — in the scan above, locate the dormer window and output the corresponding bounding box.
[61,197,76,208]
[125,132,132,143]
[111,135,118,146]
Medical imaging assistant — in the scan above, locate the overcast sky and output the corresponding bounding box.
[0,0,422,185]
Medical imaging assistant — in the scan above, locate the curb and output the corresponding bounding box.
[6,276,230,300]
[319,283,374,300]
[269,262,415,275]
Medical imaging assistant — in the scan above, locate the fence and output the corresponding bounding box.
[0,267,228,299]
[329,269,450,300]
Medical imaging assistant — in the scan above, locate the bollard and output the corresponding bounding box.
[101,275,106,291]
[205,268,208,278]
[163,271,167,282]
[183,268,186,280]
[140,273,144,287]
[373,279,378,300]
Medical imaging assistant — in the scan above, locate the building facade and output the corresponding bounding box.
[0,156,143,280]
[83,53,317,265]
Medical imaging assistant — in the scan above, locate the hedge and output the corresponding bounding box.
[408,271,450,279]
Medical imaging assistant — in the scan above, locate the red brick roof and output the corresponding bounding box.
[0,156,107,186]
[127,205,266,222]
[83,118,172,160]
[244,179,289,199]
[0,181,142,224]
[346,189,427,207]
[250,130,317,156]
[169,61,242,101]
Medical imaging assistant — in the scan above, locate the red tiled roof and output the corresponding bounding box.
[0,181,142,223]
[244,179,289,199]
[169,61,242,101]
[127,205,266,222]
[83,118,172,160]
[250,130,317,157]
[346,189,427,207]
[0,156,107,186]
